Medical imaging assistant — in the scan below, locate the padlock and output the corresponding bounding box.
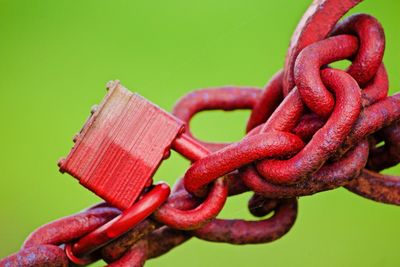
[59,80,186,210]
[58,81,211,264]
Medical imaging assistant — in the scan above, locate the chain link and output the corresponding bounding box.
[1,0,400,266]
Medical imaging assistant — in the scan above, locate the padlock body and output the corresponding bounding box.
[59,81,184,210]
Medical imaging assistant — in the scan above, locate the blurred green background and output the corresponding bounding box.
[0,0,399,266]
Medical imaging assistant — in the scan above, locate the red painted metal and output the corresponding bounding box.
[241,140,369,198]
[172,86,261,151]
[59,81,184,210]
[257,69,361,185]
[282,0,363,94]
[330,14,385,86]
[346,169,400,205]
[65,183,170,264]
[246,70,283,132]
[183,131,304,195]
[294,35,359,118]
[368,121,400,170]
[57,81,229,233]
[2,0,400,266]
[153,177,228,230]
[361,64,388,107]
[172,133,210,162]
[22,207,120,248]
[192,198,298,244]
[0,245,69,267]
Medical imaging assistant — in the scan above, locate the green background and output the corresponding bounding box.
[0,0,399,266]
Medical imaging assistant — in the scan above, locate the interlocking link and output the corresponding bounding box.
[1,0,399,266]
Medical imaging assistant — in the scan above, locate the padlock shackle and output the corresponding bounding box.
[65,183,170,265]
[172,133,210,162]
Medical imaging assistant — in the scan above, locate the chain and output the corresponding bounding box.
[1,0,400,266]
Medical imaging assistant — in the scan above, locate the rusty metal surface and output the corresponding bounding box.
[1,0,399,266]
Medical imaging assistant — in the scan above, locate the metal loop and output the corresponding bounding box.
[65,183,170,265]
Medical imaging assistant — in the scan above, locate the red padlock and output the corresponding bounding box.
[59,81,186,210]
[59,81,211,264]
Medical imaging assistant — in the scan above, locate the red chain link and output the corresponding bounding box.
[1,0,400,266]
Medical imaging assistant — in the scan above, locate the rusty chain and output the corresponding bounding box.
[1,0,400,266]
